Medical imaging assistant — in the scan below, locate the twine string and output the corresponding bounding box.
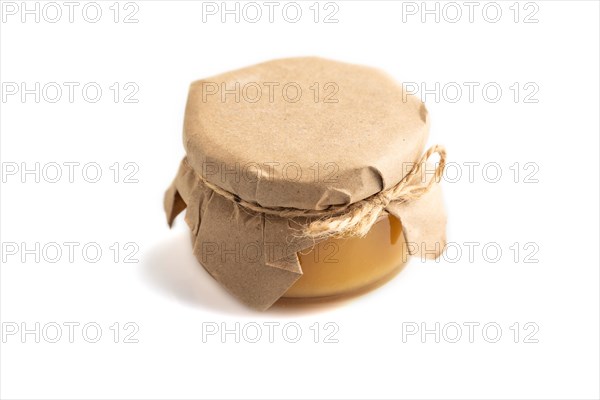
[194,145,446,239]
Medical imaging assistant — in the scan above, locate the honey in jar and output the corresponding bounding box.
[284,215,407,299]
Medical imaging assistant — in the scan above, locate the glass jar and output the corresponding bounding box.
[283,215,408,299]
[164,57,446,310]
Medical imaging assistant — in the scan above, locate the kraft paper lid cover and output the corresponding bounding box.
[183,57,430,210]
[165,57,446,311]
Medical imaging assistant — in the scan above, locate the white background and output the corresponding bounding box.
[1,1,599,399]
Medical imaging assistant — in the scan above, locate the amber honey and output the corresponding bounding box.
[283,215,408,299]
